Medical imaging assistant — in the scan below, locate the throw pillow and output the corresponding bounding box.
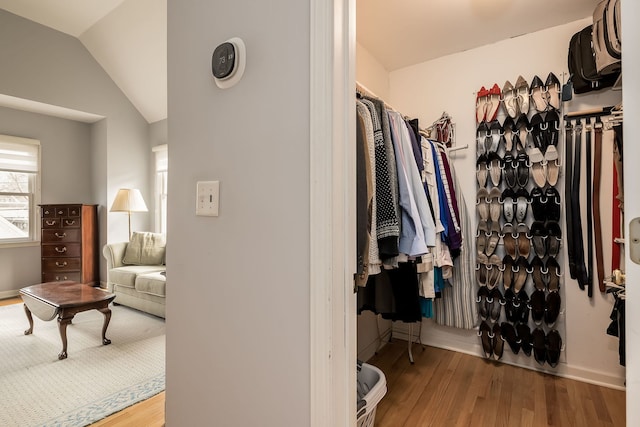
[122,232,166,265]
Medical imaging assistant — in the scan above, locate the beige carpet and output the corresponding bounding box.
[0,303,165,427]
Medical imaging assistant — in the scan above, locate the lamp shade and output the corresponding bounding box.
[110,188,148,213]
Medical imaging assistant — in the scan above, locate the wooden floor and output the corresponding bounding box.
[2,297,625,426]
[367,340,626,427]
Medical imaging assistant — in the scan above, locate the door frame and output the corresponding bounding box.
[309,0,357,426]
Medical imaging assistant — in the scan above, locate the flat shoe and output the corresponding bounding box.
[476,220,488,255]
[514,188,530,224]
[530,289,546,325]
[492,323,504,360]
[488,287,504,323]
[515,289,530,324]
[486,254,503,289]
[486,84,502,123]
[544,110,561,149]
[545,290,561,328]
[515,76,530,115]
[514,114,530,148]
[516,324,532,356]
[545,72,562,111]
[544,187,561,222]
[503,116,515,151]
[515,150,530,188]
[502,80,519,119]
[488,187,502,223]
[501,322,520,354]
[487,152,502,187]
[476,188,490,222]
[502,152,518,189]
[477,286,490,320]
[476,153,489,187]
[502,223,518,258]
[546,221,562,257]
[476,253,489,286]
[530,256,546,290]
[529,113,545,150]
[532,327,546,366]
[479,321,493,358]
[504,288,518,323]
[530,221,547,258]
[546,329,562,367]
[486,120,502,153]
[516,223,531,258]
[528,146,547,188]
[530,75,547,112]
[530,186,546,221]
[476,86,489,123]
[502,254,515,290]
[501,188,516,223]
[476,122,490,153]
[513,256,529,293]
[545,145,560,186]
[485,220,501,257]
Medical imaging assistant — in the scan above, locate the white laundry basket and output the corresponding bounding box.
[356,362,387,427]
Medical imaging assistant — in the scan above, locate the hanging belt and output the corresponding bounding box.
[565,121,576,279]
[593,121,605,292]
[572,122,588,291]
[585,121,594,297]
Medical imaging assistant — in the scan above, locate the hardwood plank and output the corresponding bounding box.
[367,341,625,427]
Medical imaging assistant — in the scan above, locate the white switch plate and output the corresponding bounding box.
[196,181,219,216]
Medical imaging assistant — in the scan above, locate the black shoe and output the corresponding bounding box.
[501,322,520,354]
[532,327,546,366]
[517,324,532,357]
[546,329,562,368]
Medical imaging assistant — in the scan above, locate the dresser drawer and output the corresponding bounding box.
[42,229,81,243]
[61,218,81,228]
[42,272,82,283]
[42,257,81,272]
[41,243,81,257]
[67,206,81,217]
[42,218,60,228]
[42,207,57,218]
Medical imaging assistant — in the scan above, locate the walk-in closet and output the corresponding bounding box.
[354,1,626,425]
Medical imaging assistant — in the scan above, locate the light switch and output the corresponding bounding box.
[196,181,219,216]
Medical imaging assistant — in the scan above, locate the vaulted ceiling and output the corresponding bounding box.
[0,0,598,124]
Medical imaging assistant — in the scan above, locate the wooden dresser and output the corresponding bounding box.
[40,204,99,286]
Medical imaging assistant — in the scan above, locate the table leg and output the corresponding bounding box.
[57,315,73,360]
[23,304,34,335]
[98,307,112,345]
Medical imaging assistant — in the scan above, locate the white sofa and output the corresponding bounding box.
[102,232,166,318]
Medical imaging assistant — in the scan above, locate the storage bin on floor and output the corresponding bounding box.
[357,362,387,427]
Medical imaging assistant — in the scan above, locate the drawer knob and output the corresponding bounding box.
[55,261,68,267]
[55,276,68,281]
[65,220,76,225]
[55,232,66,238]
[46,220,56,226]
[55,247,67,253]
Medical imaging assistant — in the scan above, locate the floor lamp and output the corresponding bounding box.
[110,188,148,239]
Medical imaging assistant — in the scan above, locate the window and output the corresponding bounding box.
[153,144,168,235]
[0,135,40,244]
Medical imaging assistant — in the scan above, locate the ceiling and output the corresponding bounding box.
[0,0,598,124]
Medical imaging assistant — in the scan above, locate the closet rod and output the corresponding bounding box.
[448,144,468,152]
[564,105,616,121]
[356,81,397,111]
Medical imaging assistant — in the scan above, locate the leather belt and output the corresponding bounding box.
[593,121,605,292]
[585,121,593,297]
[571,122,588,291]
[565,121,576,279]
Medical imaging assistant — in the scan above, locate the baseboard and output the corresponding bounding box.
[0,289,20,300]
[392,322,626,391]
[358,327,392,362]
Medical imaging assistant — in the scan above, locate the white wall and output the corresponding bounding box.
[166,1,310,425]
[0,10,151,285]
[0,107,93,295]
[388,18,625,388]
[621,1,640,425]
[356,42,390,101]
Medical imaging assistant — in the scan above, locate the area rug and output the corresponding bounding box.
[0,302,165,427]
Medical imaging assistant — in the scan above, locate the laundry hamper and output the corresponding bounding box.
[356,362,387,427]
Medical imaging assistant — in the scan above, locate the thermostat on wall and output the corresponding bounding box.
[212,37,246,89]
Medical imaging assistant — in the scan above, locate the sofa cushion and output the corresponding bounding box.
[135,271,167,297]
[122,232,166,266]
[109,265,166,288]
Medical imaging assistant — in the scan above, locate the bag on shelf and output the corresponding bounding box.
[593,0,621,75]
[567,25,618,95]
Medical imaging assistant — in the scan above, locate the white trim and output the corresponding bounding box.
[310,0,356,426]
[0,289,20,300]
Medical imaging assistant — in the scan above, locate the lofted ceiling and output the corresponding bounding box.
[0,0,598,124]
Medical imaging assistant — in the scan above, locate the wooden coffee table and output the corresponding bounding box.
[20,281,116,360]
